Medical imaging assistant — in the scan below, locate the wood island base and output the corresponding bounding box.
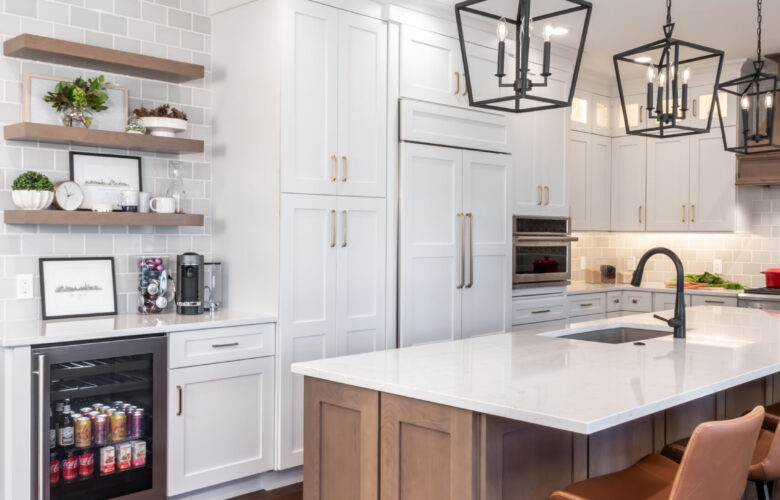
[303,375,780,500]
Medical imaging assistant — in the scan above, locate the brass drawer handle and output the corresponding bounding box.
[341,156,348,182]
[632,298,638,304]
[639,105,644,123]
[462,76,468,97]
[580,303,593,307]
[532,309,551,314]
[705,300,725,304]
[537,186,543,205]
[177,385,183,416]
[331,155,338,182]
[331,210,337,248]
[638,206,643,224]
[544,186,550,206]
[613,299,620,304]
[212,342,239,348]
[692,98,698,117]
[457,213,465,289]
[455,72,461,95]
[342,210,348,247]
[691,204,695,223]
[682,205,686,223]
[465,213,473,288]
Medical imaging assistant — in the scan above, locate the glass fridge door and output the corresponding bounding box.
[32,336,166,500]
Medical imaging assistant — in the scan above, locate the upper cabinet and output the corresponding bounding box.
[570,91,610,136]
[400,25,465,108]
[282,1,387,197]
[646,136,691,231]
[570,131,611,231]
[610,93,646,137]
[611,135,647,232]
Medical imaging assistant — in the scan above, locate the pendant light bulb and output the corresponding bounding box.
[497,18,508,42]
[683,68,690,84]
[659,72,665,86]
[741,95,750,110]
[766,92,774,109]
[647,65,655,83]
[544,24,553,42]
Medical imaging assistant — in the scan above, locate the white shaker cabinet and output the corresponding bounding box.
[278,193,386,468]
[168,357,275,496]
[689,128,736,231]
[399,143,510,346]
[611,135,647,231]
[282,1,387,197]
[570,131,611,231]
[400,25,465,107]
[646,136,690,231]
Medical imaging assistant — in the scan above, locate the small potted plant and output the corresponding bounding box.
[42,76,109,128]
[11,171,54,210]
[132,105,188,137]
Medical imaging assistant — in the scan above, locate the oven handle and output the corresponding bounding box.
[514,236,579,243]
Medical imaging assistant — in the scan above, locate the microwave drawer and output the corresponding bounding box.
[512,295,567,326]
[567,293,607,318]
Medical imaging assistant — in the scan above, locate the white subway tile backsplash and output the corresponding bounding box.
[0,1,213,319]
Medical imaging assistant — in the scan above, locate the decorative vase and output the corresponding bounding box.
[165,162,187,214]
[60,106,90,128]
[11,190,54,210]
[138,117,188,137]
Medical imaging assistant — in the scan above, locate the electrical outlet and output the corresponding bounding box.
[580,256,587,270]
[16,274,33,299]
[713,259,723,274]
[628,257,636,269]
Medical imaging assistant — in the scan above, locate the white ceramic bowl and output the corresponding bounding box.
[11,190,54,210]
[139,117,188,138]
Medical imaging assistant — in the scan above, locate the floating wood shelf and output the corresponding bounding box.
[4,34,204,83]
[4,122,204,154]
[4,210,204,227]
[736,151,780,186]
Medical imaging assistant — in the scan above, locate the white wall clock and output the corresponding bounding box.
[54,181,85,211]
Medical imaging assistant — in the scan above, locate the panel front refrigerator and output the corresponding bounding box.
[31,336,167,500]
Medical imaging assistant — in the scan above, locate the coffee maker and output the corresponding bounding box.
[176,253,204,315]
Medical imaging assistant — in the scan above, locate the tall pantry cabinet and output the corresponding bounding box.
[212,0,390,472]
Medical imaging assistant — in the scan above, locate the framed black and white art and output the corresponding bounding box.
[39,257,118,320]
[70,152,142,211]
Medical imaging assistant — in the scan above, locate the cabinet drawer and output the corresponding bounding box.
[170,323,276,368]
[567,293,606,317]
[606,291,623,312]
[652,292,692,312]
[691,295,737,307]
[512,295,567,326]
[621,291,653,312]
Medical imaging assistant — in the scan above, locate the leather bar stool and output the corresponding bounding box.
[550,406,764,500]
[765,402,780,431]
[664,410,780,500]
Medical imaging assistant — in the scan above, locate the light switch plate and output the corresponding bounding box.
[713,259,723,274]
[16,274,33,299]
[580,256,587,270]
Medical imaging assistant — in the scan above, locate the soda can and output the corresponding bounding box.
[79,407,91,416]
[132,409,144,438]
[100,446,115,475]
[94,415,109,445]
[75,417,91,448]
[105,408,116,416]
[110,411,126,441]
[78,452,94,478]
[62,453,79,482]
[130,440,146,468]
[88,411,100,422]
[112,401,124,409]
[92,403,102,411]
[50,457,60,484]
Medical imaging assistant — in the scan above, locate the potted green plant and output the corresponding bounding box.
[11,171,54,210]
[132,105,188,137]
[42,76,109,128]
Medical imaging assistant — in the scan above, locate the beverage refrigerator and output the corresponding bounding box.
[31,336,167,500]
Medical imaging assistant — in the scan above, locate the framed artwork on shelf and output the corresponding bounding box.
[70,152,142,211]
[39,257,118,320]
[23,73,129,132]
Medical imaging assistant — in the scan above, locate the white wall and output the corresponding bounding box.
[0,0,214,320]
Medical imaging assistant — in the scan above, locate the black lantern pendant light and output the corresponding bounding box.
[613,0,724,138]
[455,0,592,114]
[717,0,779,155]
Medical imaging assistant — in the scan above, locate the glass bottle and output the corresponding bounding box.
[165,161,187,214]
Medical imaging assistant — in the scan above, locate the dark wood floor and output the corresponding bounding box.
[229,483,303,500]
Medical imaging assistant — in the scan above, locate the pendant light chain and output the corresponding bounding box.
[666,0,672,25]
[757,0,763,62]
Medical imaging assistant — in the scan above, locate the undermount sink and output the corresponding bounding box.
[557,327,672,344]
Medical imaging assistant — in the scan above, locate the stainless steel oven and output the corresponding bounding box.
[513,216,577,288]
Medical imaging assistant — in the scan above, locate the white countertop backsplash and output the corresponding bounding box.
[0,311,277,347]
[293,306,780,434]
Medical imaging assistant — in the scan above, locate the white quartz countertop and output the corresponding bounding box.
[293,306,780,435]
[0,311,277,347]
[566,282,743,297]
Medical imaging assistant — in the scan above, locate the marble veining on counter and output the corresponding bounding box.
[566,282,743,297]
[293,306,780,434]
[0,311,277,347]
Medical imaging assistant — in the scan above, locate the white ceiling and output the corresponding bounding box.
[413,0,780,76]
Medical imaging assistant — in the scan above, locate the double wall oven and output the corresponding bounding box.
[513,216,577,288]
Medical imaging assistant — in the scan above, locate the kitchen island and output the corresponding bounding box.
[292,306,780,500]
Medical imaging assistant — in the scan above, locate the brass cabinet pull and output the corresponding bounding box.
[705,300,725,304]
[632,298,638,304]
[177,385,183,416]
[331,155,337,182]
[691,204,695,223]
[212,342,239,348]
[330,209,336,248]
[613,298,620,304]
[692,98,698,117]
[537,186,543,205]
[465,213,473,289]
[341,156,347,182]
[455,72,461,95]
[544,186,550,206]
[532,309,551,314]
[638,205,643,224]
[457,213,465,289]
[682,205,686,223]
[580,303,593,307]
[462,75,468,97]
[341,210,347,247]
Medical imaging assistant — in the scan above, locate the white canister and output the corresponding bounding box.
[138,192,151,213]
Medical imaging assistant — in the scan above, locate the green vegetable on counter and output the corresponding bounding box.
[683,272,744,290]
